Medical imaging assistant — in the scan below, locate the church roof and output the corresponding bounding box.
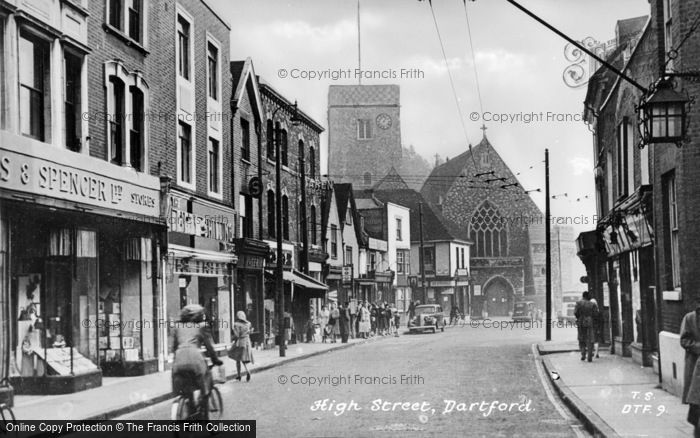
[369,189,471,243]
[419,134,543,220]
[420,136,491,205]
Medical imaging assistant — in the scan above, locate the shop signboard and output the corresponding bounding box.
[0,144,161,219]
[342,266,353,285]
[239,254,265,270]
[170,208,235,242]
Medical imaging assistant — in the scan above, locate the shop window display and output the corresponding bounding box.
[13,227,100,379]
[98,237,155,366]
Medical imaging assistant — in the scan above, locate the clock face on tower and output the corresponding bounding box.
[376,113,392,130]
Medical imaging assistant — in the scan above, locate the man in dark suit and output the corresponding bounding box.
[574,291,598,362]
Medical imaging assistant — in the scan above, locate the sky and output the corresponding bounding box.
[209,0,652,234]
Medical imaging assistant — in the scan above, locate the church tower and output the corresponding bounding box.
[327,85,402,188]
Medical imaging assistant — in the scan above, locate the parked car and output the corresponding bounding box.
[409,304,446,333]
[512,301,539,322]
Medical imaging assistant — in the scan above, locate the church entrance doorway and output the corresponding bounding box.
[482,277,514,317]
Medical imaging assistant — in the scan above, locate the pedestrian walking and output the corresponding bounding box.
[590,298,604,358]
[407,301,416,328]
[358,302,371,338]
[329,302,340,343]
[392,306,401,337]
[229,311,254,382]
[305,306,317,343]
[450,307,458,326]
[339,302,350,343]
[349,300,357,339]
[319,305,330,343]
[574,291,598,362]
[370,304,378,336]
[680,304,700,437]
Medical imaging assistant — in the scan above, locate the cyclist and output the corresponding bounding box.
[170,304,223,411]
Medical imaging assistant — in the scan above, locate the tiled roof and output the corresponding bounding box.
[372,167,410,191]
[333,183,368,246]
[370,189,470,243]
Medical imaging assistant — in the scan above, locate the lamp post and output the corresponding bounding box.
[545,148,552,342]
[272,100,301,357]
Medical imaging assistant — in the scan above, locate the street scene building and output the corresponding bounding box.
[3,1,700,436]
[578,0,700,404]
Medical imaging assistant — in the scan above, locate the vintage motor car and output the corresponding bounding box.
[409,304,446,333]
[512,301,542,322]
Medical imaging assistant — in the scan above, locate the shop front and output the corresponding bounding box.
[233,238,268,347]
[0,137,165,394]
[324,265,343,306]
[263,242,328,345]
[165,193,237,351]
[599,187,655,365]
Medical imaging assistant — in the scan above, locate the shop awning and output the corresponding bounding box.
[285,270,328,291]
[169,244,238,264]
[266,269,328,291]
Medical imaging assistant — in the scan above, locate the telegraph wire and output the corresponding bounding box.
[462,0,484,117]
[425,0,479,171]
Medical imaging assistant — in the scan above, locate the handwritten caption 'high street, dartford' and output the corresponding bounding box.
[310,398,534,417]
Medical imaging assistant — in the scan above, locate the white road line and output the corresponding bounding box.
[531,343,588,438]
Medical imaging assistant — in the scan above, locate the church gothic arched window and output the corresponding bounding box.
[470,201,508,257]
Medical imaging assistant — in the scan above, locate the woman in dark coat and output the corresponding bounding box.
[680,306,700,436]
[230,311,254,382]
[370,304,378,335]
[339,302,350,343]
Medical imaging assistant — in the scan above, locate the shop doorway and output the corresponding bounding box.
[199,277,219,344]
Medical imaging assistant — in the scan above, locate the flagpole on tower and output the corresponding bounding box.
[357,0,362,84]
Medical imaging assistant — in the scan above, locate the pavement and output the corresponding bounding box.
[538,341,695,437]
[10,336,374,421]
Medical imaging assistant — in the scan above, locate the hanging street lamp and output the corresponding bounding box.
[638,78,691,147]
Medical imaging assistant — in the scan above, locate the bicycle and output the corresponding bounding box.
[171,364,224,421]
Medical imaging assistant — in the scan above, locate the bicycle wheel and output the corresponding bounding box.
[207,386,223,420]
[0,404,17,438]
[175,396,194,420]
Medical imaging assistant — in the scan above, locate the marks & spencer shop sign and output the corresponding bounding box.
[0,146,161,218]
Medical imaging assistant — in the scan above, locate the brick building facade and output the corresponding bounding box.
[579,0,700,396]
[0,0,235,400]
[258,81,328,344]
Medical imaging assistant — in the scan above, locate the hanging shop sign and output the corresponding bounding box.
[342,265,353,285]
[0,145,161,218]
